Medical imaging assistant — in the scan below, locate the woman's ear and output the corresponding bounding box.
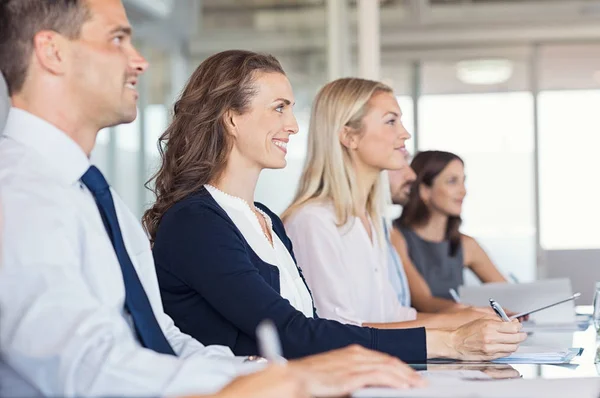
[339,126,359,150]
[223,109,238,138]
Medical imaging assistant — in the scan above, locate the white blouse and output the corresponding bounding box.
[285,202,417,325]
[205,185,314,318]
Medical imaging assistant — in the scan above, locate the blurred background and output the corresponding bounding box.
[91,0,600,299]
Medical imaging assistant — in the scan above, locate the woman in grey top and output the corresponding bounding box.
[392,151,507,313]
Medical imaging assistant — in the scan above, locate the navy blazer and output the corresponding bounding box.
[153,188,427,362]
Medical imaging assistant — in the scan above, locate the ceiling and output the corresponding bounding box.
[128,0,600,97]
[201,0,597,10]
[202,0,401,11]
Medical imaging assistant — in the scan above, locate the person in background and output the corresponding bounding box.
[393,150,508,312]
[388,160,472,313]
[281,78,514,338]
[0,1,416,397]
[146,51,524,366]
[386,163,418,308]
[388,164,417,212]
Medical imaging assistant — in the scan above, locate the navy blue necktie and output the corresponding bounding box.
[81,166,176,356]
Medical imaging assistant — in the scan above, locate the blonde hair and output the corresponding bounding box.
[282,77,393,242]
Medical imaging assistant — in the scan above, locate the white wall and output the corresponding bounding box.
[545,249,600,304]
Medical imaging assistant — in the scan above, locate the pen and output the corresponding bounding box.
[449,288,461,303]
[508,273,520,284]
[489,298,511,322]
[256,319,287,364]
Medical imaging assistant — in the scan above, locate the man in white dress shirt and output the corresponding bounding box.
[0,1,423,397]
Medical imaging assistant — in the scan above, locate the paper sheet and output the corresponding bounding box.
[353,377,600,398]
[491,346,583,364]
[418,370,491,380]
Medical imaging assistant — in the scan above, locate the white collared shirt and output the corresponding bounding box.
[205,185,314,318]
[285,202,417,325]
[0,108,259,398]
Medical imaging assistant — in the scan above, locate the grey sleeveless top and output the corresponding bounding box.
[398,226,464,300]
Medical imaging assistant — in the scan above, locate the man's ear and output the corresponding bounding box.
[32,31,68,76]
[339,126,359,150]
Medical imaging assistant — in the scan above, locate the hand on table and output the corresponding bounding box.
[211,365,309,398]
[289,345,427,397]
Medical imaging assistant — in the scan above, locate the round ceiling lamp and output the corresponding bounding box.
[456,59,514,85]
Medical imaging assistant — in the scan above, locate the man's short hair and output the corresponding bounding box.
[0,0,91,95]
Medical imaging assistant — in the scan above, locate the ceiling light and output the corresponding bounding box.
[456,59,514,85]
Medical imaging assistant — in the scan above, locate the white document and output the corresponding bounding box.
[458,278,576,324]
[491,346,583,364]
[418,370,491,380]
[353,377,600,398]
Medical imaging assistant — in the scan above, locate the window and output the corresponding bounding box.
[418,91,536,282]
[539,90,600,250]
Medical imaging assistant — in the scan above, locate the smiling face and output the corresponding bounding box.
[228,71,299,170]
[344,91,411,173]
[420,159,467,216]
[65,0,148,127]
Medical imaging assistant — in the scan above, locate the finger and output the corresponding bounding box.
[344,366,427,391]
[342,346,412,368]
[486,329,527,344]
[336,371,408,393]
[493,320,523,334]
[337,356,424,382]
[339,359,422,382]
[497,331,528,343]
[479,343,520,357]
[345,345,404,362]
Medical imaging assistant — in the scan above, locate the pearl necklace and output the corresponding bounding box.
[205,184,274,247]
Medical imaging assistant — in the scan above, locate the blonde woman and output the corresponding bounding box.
[283,78,493,330]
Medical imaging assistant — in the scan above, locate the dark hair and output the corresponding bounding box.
[142,50,285,242]
[395,150,464,256]
[0,0,91,95]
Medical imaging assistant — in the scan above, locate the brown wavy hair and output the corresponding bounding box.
[142,50,285,242]
[395,150,464,256]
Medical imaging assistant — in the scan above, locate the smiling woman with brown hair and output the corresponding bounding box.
[145,50,525,369]
[144,50,429,361]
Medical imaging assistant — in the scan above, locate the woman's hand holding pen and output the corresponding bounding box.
[426,317,527,361]
[448,317,527,361]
